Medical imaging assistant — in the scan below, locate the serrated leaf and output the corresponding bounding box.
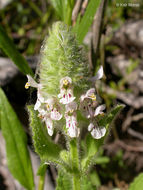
[75,0,101,43]
[0,25,33,76]
[56,169,72,190]
[27,105,62,161]
[129,173,143,190]
[82,104,124,171]
[0,88,34,190]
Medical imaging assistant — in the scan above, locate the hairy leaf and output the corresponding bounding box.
[81,176,96,190]
[0,88,34,190]
[56,169,72,190]
[28,105,61,161]
[129,173,143,190]
[0,25,33,76]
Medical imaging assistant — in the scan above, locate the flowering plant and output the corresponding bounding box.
[26,22,124,190]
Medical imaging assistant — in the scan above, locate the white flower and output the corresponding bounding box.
[65,102,79,138]
[94,104,106,116]
[88,123,106,139]
[80,98,94,118]
[25,75,45,112]
[45,98,62,120]
[25,75,38,89]
[80,88,97,118]
[34,99,41,111]
[51,108,62,120]
[65,115,80,138]
[81,88,97,102]
[58,76,75,104]
[45,118,54,136]
[58,88,75,104]
[89,66,104,82]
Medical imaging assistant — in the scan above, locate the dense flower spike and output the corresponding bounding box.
[25,64,105,139]
[25,22,106,139]
[39,22,90,98]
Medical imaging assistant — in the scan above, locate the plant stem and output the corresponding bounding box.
[38,173,46,190]
[73,175,81,190]
[69,139,81,190]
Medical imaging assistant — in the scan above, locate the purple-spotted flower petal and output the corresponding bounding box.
[51,108,63,120]
[45,98,63,120]
[58,88,75,104]
[65,115,80,138]
[80,98,94,118]
[45,118,54,136]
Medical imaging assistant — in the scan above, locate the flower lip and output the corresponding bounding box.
[80,88,96,102]
[45,118,54,136]
[65,115,80,138]
[94,104,106,117]
[58,88,75,104]
[88,122,106,139]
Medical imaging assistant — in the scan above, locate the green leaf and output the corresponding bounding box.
[0,25,33,76]
[27,105,62,161]
[0,88,34,190]
[129,173,143,190]
[50,0,63,19]
[75,0,101,43]
[50,0,75,25]
[99,104,125,128]
[56,169,72,190]
[81,176,96,190]
[82,104,124,171]
[90,171,101,187]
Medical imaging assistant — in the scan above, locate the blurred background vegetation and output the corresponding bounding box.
[0,0,143,189]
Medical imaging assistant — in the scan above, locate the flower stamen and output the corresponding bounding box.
[90,93,96,101]
[25,82,30,89]
[63,79,69,87]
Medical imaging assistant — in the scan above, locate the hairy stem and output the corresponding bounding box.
[69,139,80,190]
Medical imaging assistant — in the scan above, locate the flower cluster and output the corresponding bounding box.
[80,66,106,139]
[25,66,106,139]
